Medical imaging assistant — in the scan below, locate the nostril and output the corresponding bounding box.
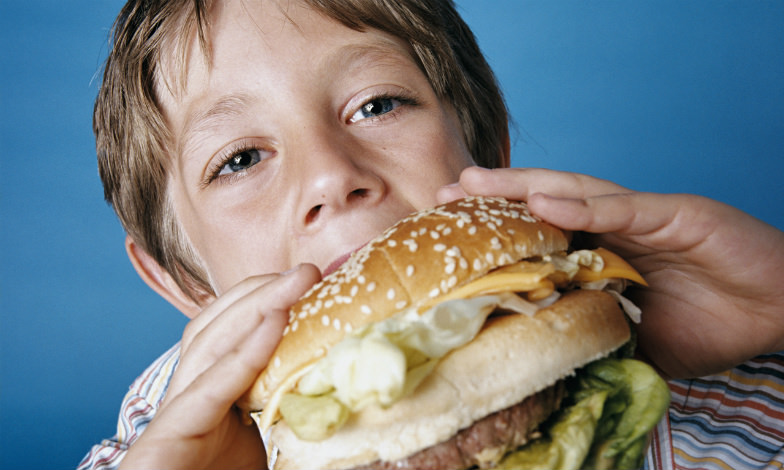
[305,204,323,225]
[349,188,368,200]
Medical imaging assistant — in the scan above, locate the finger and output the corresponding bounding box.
[154,312,289,438]
[168,265,321,401]
[527,192,703,251]
[186,264,320,349]
[183,273,285,345]
[435,182,469,204]
[455,166,630,201]
[186,263,319,368]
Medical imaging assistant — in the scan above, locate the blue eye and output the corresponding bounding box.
[350,96,402,122]
[218,148,264,176]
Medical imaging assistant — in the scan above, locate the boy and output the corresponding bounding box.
[80,0,784,469]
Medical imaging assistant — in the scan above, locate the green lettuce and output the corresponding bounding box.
[499,358,669,470]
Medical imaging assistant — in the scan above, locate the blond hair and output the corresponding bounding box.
[95,0,509,301]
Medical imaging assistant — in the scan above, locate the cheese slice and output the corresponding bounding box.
[573,247,648,286]
[424,260,555,308]
[423,247,645,310]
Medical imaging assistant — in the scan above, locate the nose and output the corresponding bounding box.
[290,126,385,230]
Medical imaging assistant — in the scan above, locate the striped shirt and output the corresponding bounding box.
[646,352,784,470]
[78,347,784,470]
[77,343,180,470]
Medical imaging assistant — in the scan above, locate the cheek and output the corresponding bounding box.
[172,185,292,292]
[415,111,474,175]
[204,219,292,291]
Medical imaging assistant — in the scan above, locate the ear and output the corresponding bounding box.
[125,235,207,319]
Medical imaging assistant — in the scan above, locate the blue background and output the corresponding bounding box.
[1,1,782,468]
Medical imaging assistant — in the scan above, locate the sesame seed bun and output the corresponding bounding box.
[241,196,568,410]
[268,290,628,470]
[239,196,632,469]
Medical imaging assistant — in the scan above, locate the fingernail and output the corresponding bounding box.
[281,264,302,276]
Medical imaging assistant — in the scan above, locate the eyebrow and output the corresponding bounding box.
[178,92,256,158]
[324,41,416,78]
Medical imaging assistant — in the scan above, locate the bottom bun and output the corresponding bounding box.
[267,290,631,470]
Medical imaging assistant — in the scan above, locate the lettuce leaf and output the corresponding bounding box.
[498,358,669,470]
[497,390,607,469]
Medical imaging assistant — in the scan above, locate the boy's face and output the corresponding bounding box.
[159,0,474,295]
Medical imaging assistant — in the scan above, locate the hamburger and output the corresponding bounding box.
[239,196,669,469]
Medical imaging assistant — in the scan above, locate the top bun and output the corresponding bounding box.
[240,197,568,411]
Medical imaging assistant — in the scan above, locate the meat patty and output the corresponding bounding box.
[352,381,566,470]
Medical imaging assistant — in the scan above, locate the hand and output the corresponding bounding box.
[438,166,784,379]
[119,264,321,470]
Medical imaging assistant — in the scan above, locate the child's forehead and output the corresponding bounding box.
[158,0,425,155]
[160,0,416,96]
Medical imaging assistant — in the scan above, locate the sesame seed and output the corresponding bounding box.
[387,239,397,247]
[434,243,447,252]
[445,262,456,274]
[395,300,408,309]
[367,282,376,292]
[468,226,477,235]
[292,320,299,332]
[322,315,330,326]
[333,318,341,331]
[361,305,372,315]
[403,239,418,252]
[274,356,281,368]
[350,285,358,297]
[406,265,415,277]
[387,288,396,300]
[429,288,440,298]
